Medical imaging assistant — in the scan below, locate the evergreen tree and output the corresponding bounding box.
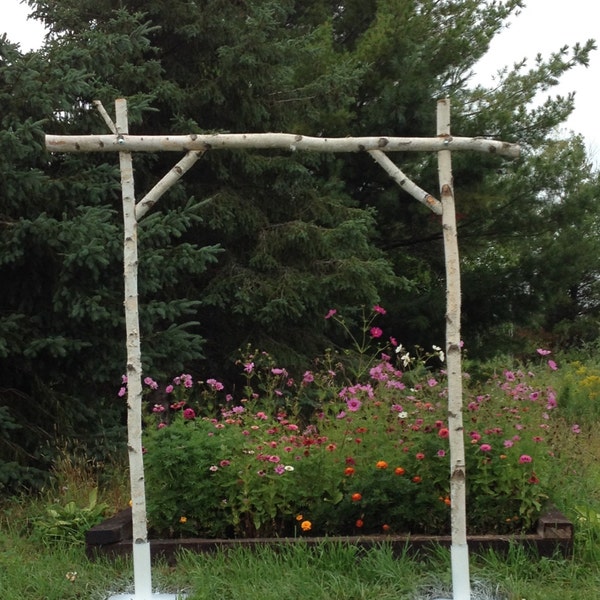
[1,0,598,486]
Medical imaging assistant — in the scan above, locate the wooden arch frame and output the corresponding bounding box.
[45,98,519,600]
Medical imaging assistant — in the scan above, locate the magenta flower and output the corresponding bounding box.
[572,424,581,434]
[325,309,337,319]
[346,398,362,412]
[537,348,551,356]
[519,454,533,464]
[548,360,558,371]
[373,304,387,315]
[244,362,254,373]
[219,460,231,467]
[118,387,127,397]
[183,408,196,420]
[479,444,492,452]
[370,326,383,339]
[427,378,438,387]
[165,384,174,394]
[274,464,285,475]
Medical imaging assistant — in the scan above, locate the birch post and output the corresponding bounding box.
[437,98,470,600]
[116,99,153,600]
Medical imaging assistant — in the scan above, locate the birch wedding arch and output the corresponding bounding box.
[45,98,520,600]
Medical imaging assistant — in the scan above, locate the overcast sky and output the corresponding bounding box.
[4,0,599,165]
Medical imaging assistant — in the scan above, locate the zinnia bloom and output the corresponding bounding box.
[355,519,364,528]
[438,428,449,438]
[376,460,388,469]
[479,444,492,452]
[351,493,362,502]
[415,452,425,460]
[301,520,312,531]
[344,467,355,476]
[394,467,405,476]
[370,327,383,339]
[519,454,533,463]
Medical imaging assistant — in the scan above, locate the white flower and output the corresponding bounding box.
[395,344,405,354]
[284,465,294,472]
[400,352,412,367]
[398,411,408,419]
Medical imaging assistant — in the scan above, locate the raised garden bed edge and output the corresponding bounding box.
[86,506,574,563]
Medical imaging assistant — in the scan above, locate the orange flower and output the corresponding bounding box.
[296,514,303,521]
[301,520,312,531]
[355,519,364,528]
[412,476,422,483]
[179,516,187,524]
[375,460,388,469]
[344,467,355,476]
[394,467,405,476]
[351,492,362,502]
[382,524,390,532]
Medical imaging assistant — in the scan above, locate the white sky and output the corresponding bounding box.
[3,0,599,165]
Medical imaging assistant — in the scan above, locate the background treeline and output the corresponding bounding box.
[1,0,598,490]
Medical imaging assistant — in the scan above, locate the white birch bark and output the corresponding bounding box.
[437,98,470,600]
[368,149,442,214]
[117,99,153,600]
[46,131,520,157]
[136,150,205,220]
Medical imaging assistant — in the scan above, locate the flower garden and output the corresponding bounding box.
[134,307,571,542]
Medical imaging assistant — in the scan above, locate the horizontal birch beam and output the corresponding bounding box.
[45,132,520,157]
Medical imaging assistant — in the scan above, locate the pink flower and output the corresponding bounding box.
[519,454,533,464]
[302,371,314,384]
[479,444,492,452]
[503,440,514,448]
[144,377,158,390]
[370,327,383,339]
[346,398,362,412]
[427,378,438,387]
[415,452,425,460]
[207,378,224,391]
[547,360,558,371]
[504,370,516,381]
[373,304,387,315]
[118,387,127,397]
[219,460,231,467]
[165,384,174,394]
[537,348,551,356]
[244,362,254,373]
[437,449,446,457]
[325,309,337,319]
[183,408,196,420]
[572,424,581,434]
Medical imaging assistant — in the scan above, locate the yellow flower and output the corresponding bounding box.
[296,514,303,521]
[179,516,187,524]
[301,520,312,531]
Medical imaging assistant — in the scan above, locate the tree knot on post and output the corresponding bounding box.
[377,137,389,148]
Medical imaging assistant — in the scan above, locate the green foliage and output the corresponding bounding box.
[2,0,599,488]
[32,488,108,546]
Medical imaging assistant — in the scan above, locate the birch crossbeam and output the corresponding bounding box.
[45,132,520,157]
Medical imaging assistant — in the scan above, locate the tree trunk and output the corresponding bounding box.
[117,98,153,600]
[437,98,471,600]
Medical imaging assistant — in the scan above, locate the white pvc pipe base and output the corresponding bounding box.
[107,541,186,600]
